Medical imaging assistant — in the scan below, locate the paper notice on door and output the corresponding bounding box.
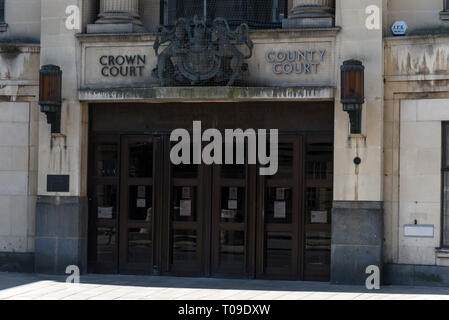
[98,207,113,219]
[276,188,285,200]
[311,211,328,224]
[137,199,146,208]
[274,201,286,218]
[229,187,238,200]
[137,186,146,198]
[180,200,192,216]
[228,200,238,210]
[182,187,191,199]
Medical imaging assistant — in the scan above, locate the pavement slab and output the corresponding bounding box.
[0,272,449,300]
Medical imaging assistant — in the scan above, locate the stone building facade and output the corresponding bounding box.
[0,0,448,286]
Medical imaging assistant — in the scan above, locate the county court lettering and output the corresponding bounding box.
[266,49,326,74]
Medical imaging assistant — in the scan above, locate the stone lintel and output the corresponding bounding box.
[78,86,335,103]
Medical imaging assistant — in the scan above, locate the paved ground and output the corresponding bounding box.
[0,272,449,300]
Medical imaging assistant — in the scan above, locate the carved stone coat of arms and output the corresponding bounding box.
[153,16,254,87]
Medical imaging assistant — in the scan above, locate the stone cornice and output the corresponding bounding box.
[76,27,341,43]
[0,43,40,53]
[384,33,449,44]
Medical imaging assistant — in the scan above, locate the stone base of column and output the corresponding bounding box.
[0,252,34,273]
[282,5,334,28]
[87,23,146,34]
[330,201,384,285]
[384,264,449,287]
[35,196,88,275]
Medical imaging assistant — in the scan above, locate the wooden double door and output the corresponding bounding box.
[89,133,332,280]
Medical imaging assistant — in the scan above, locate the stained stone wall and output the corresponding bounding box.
[0,0,41,43]
[0,43,40,272]
[35,0,89,274]
[0,102,33,253]
[386,0,449,36]
[384,35,449,270]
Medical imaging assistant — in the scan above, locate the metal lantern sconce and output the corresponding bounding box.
[39,65,62,133]
[341,60,365,134]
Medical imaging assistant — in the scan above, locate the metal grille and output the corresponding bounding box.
[442,122,449,248]
[164,0,288,28]
[0,0,5,23]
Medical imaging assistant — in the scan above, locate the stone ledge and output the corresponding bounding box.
[76,28,341,43]
[385,33,449,43]
[385,74,449,82]
[37,195,85,205]
[79,86,335,102]
[440,11,449,21]
[333,200,383,210]
[436,248,449,259]
[87,23,146,34]
[0,43,40,53]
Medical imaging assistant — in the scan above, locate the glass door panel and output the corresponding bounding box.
[119,136,156,274]
[169,142,204,275]
[89,136,120,274]
[211,146,256,276]
[257,137,302,279]
[304,138,333,281]
[212,179,247,274]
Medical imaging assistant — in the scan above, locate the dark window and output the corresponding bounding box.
[446,0,449,11]
[442,123,449,247]
[0,0,4,23]
[162,0,288,28]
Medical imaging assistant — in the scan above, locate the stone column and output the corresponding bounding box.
[87,0,145,33]
[283,0,335,29]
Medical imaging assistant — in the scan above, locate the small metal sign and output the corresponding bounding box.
[404,224,434,238]
[47,175,70,192]
[391,21,408,36]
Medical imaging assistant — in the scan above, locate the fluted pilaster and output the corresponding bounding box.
[87,0,145,33]
[96,0,142,25]
[283,0,335,29]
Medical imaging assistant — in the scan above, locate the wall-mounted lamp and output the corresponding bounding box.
[341,60,365,134]
[39,65,62,133]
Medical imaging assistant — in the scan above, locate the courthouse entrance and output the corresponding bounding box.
[88,102,334,281]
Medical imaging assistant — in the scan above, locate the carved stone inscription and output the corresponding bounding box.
[266,49,326,74]
[99,55,146,77]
